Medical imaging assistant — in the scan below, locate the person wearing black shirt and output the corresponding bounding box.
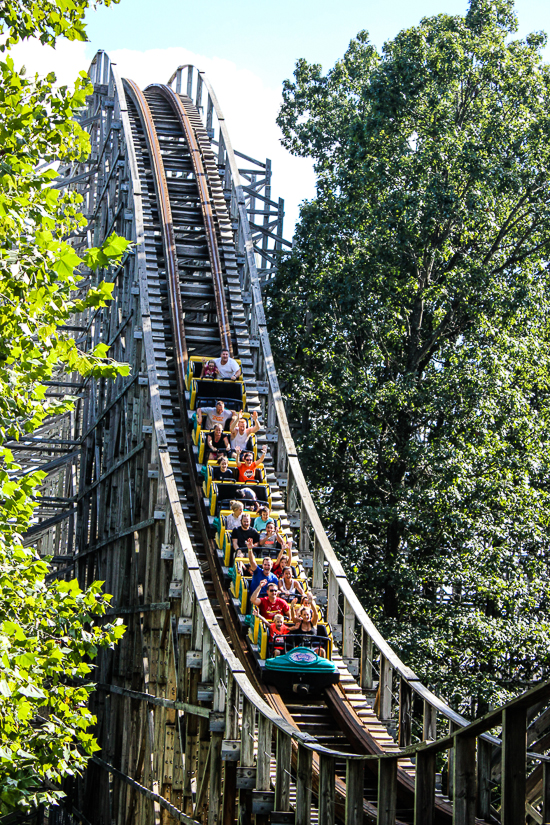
[231,513,260,562]
[212,455,235,482]
[206,424,230,460]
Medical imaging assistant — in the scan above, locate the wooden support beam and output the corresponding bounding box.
[476,737,491,820]
[501,705,526,825]
[398,678,412,748]
[295,744,312,825]
[318,754,335,825]
[360,628,373,691]
[275,729,292,812]
[379,656,393,722]
[453,735,476,825]
[414,750,435,825]
[542,761,550,824]
[377,757,397,825]
[423,700,437,742]
[345,759,363,825]
[343,598,355,660]
[256,715,272,792]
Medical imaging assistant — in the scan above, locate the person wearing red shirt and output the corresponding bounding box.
[235,445,267,483]
[250,580,289,622]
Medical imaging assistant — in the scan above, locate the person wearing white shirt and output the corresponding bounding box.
[215,349,241,380]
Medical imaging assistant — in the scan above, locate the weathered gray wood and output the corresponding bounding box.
[208,733,223,825]
[377,757,397,825]
[343,598,355,660]
[423,700,437,742]
[501,706,526,825]
[345,759,363,825]
[379,656,393,722]
[414,750,435,825]
[360,628,373,691]
[398,678,412,747]
[256,714,272,792]
[295,744,313,825]
[275,729,292,812]
[476,736,491,820]
[318,754,335,825]
[453,735,476,825]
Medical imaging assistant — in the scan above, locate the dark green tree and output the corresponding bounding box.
[270,0,550,710]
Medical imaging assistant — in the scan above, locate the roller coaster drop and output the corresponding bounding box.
[26,51,550,824]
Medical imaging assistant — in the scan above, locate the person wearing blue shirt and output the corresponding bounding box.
[247,543,278,597]
[254,505,274,532]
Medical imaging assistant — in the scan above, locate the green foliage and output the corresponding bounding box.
[0,451,124,811]
[270,0,550,710]
[0,0,128,812]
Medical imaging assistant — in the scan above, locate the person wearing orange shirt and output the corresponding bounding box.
[235,445,267,483]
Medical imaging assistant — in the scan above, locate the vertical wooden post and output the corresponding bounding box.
[345,759,364,825]
[327,570,339,627]
[312,533,324,590]
[542,760,550,824]
[343,598,355,660]
[360,628,373,691]
[476,736,491,820]
[398,679,412,747]
[208,652,226,825]
[379,656,393,722]
[501,706,526,825]
[275,729,292,812]
[447,720,459,800]
[422,701,436,742]
[239,696,255,825]
[318,754,335,825]
[296,744,313,825]
[256,714,272,792]
[377,757,397,825]
[453,735,476,825]
[414,750,435,825]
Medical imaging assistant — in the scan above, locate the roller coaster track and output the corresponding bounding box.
[25,51,550,825]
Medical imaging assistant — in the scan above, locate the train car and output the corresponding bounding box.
[263,647,340,695]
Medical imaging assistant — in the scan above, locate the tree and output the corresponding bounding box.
[270,0,550,710]
[0,0,128,813]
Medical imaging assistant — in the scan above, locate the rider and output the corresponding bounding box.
[235,445,268,483]
[230,409,260,454]
[197,400,232,430]
[214,349,241,380]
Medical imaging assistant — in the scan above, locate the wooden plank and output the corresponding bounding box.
[453,735,476,825]
[377,757,397,825]
[295,744,313,825]
[379,656,393,722]
[360,628,373,691]
[423,700,437,742]
[256,715,272,792]
[398,679,412,748]
[275,729,292,812]
[318,753,335,825]
[414,750,435,825]
[501,705,526,825]
[345,759,363,825]
[476,736,491,820]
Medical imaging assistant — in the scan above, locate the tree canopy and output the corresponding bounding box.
[270,0,550,710]
[0,0,128,813]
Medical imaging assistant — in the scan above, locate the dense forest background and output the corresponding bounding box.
[268,0,550,714]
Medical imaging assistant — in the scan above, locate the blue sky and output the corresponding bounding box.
[84,0,550,88]
[13,1,550,235]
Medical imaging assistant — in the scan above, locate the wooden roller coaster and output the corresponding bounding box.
[23,51,550,825]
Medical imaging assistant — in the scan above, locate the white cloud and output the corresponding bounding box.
[8,40,315,235]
